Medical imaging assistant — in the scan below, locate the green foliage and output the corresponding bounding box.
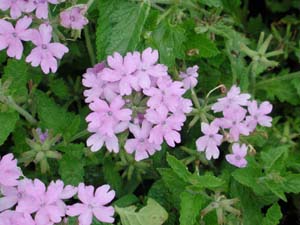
[262,203,282,225]
[0,110,19,145]
[115,198,168,225]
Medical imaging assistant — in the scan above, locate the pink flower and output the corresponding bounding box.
[17,179,76,225]
[87,132,119,153]
[0,0,28,18]
[26,24,69,74]
[33,0,58,19]
[0,154,22,187]
[0,17,33,59]
[86,96,132,137]
[0,210,35,225]
[60,6,88,30]
[82,63,118,103]
[146,106,185,147]
[101,52,139,95]
[211,85,251,113]
[246,100,272,128]
[226,143,248,168]
[125,121,161,161]
[196,122,223,160]
[179,65,199,90]
[144,77,186,112]
[218,107,250,141]
[135,48,168,89]
[67,183,115,225]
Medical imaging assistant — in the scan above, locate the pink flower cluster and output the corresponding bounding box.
[0,1,88,74]
[83,48,196,161]
[196,85,273,167]
[0,153,115,225]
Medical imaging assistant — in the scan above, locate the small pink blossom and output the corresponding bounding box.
[196,122,223,160]
[86,96,132,137]
[0,0,28,19]
[87,132,119,153]
[67,183,115,225]
[246,100,272,128]
[0,154,22,187]
[0,210,35,225]
[0,17,33,59]
[211,85,251,113]
[218,107,250,141]
[226,143,248,168]
[33,0,58,19]
[26,24,69,74]
[179,65,199,90]
[60,6,88,30]
[146,106,185,147]
[125,121,161,161]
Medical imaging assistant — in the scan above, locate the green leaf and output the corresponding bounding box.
[185,34,220,58]
[58,143,85,185]
[179,191,206,225]
[199,0,223,7]
[48,77,70,100]
[115,198,168,225]
[114,194,139,207]
[283,174,300,194]
[96,1,150,59]
[262,203,282,225]
[35,91,81,141]
[0,110,19,145]
[3,59,29,102]
[166,153,191,182]
[188,173,224,190]
[260,146,288,172]
[149,21,186,67]
[103,156,123,196]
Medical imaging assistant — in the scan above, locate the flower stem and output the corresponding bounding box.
[84,25,96,65]
[5,96,37,125]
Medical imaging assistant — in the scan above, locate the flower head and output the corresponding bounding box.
[179,65,199,90]
[0,154,22,187]
[67,183,115,225]
[246,100,272,129]
[226,143,248,168]
[60,6,88,30]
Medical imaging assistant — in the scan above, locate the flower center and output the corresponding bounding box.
[107,111,113,116]
[70,16,76,22]
[234,155,241,161]
[209,134,214,138]
[12,32,17,38]
[41,44,47,49]
[139,138,145,143]
[254,115,258,120]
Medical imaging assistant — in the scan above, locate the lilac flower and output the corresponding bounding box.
[67,183,115,225]
[17,179,76,225]
[146,106,185,147]
[218,107,250,141]
[135,48,168,89]
[211,85,251,113]
[0,154,22,187]
[26,24,69,74]
[60,6,88,30]
[86,96,132,137]
[196,122,223,160]
[226,143,248,168]
[0,17,33,59]
[144,77,186,112]
[33,0,58,19]
[36,128,48,143]
[82,63,118,103]
[0,0,28,19]
[0,210,35,225]
[101,52,139,95]
[246,100,272,128]
[179,65,199,90]
[125,121,161,161]
[87,132,119,153]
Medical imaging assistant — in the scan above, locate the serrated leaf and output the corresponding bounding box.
[283,174,300,194]
[260,146,288,172]
[114,194,139,207]
[185,34,220,58]
[0,111,19,145]
[115,198,168,225]
[49,77,70,100]
[149,21,186,67]
[166,153,191,182]
[35,91,81,141]
[103,156,123,196]
[262,203,282,225]
[199,0,223,7]
[96,1,150,59]
[179,191,205,225]
[3,59,29,102]
[58,144,85,185]
[188,173,224,190]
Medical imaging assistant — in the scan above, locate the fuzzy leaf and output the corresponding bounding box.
[0,111,19,145]
[262,203,282,225]
[115,198,168,225]
[166,153,191,182]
